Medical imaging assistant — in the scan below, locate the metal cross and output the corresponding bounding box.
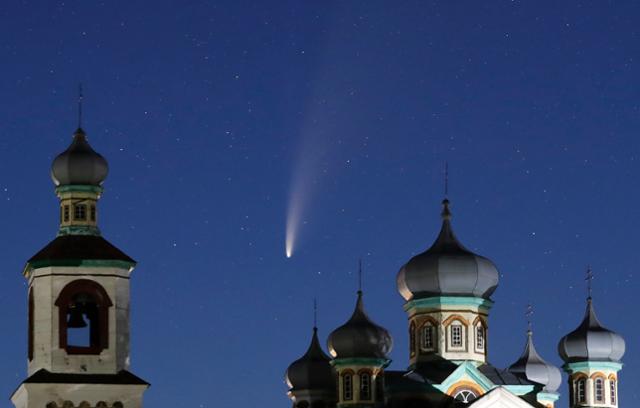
[78,83,84,129]
[585,266,594,299]
[525,303,534,332]
[444,161,449,197]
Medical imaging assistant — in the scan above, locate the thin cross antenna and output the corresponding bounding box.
[444,162,449,197]
[358,258,363,293]
[585,266,594,299]
[525,303,534,333]
[77,83,84,129]
[313,298,318,328]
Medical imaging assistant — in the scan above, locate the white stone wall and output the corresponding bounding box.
[11,382,147,408]
[28,266,133,375]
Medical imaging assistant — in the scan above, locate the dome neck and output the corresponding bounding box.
[56,184,102,237]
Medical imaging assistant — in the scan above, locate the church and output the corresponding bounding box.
[3,119,626,408]
[285,199,626,407]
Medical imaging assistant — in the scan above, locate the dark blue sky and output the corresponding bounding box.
[1,1,639,407]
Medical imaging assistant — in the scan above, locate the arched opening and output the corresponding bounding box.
[28,288,34,361]
[55,279,112,354]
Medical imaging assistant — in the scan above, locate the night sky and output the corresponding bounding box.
[0,1,639,407]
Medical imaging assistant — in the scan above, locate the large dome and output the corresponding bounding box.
[51,128,108,186]
[508,331,562,392]
[396,199,499,301]
[286,327,335,392]
[558,298,625,363]
[327,292,393,359]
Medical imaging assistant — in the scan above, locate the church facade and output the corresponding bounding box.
[285,199,626,408]
[11,127,148,408]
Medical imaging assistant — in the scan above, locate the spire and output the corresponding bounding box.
[358,258,363,294]
[313,298,318,329]
[77,83,84,131]
[444,161,449,198]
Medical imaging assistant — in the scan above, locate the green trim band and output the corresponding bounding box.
[564,361,623,372]
[536,391,560,402]
[55,184,103,194]
[28,259,136,271]
[331,358,390,368]
[58,225,101,236]
[404,296,494,312]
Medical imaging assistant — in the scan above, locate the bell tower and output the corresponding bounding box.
[11,124,149,408]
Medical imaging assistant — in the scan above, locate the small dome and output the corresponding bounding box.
[327,292,393,359]
[51,128,108,186]
[396,199,499,301]
[558,298,625,363]
[286,328,335,392]
[508,331,562,392]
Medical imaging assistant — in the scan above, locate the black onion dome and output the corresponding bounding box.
[397,199,499,301]
[558,298,625,363]
[508,331,562,392]
[51,128,108,186]
[327,292,393,359]
[286,328,335,392]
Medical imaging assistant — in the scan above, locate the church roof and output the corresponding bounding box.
[396,199,500,301]
[27,235,136,270]
[22,369,148,385]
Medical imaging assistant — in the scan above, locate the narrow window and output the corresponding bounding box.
[63,205,70,222]
[451,324,463,348]
[476,325,485,351]
[595,377,604,403]
[90,205,96,221]
[74,204,87,220]
[576,378,586,404]
[409,322,416,355]
[360,372,371,400]
[610,379,616,405]
[343,373,353,401]
[421,324,434,350]
[28,289,34,361]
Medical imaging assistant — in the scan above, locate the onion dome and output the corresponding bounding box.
[51,128,109,186]
[397,199,499,301]
[508,331,562,392]
[327,291,393,359]
[558,298,625,363]
[286,327,335,392]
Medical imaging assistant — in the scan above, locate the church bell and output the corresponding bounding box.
[67,305,87,328]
